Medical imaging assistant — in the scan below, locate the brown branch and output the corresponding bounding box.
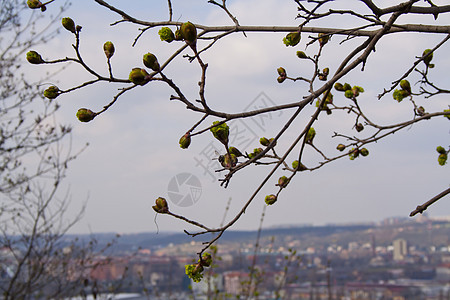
[410,187,450,216]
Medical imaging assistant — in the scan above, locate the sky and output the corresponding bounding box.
[22,0,450,235]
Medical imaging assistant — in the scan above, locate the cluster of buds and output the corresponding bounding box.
[219,153,238,169]
[152,197,169,214]
[316,92,333,114]
[184,253,212,283]
[210,121,229,146]
[283,31,301,47]
[277,67,287,83]
[436,146,448,166]
[318,67,329,81]
[392,80,412,103]
[349,147,369,160]
[248,147,263,159]
[334,82,364,100]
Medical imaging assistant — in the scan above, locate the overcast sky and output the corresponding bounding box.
[25,0,450,234]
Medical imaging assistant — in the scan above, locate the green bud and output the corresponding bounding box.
[360,148,369,157]
[103,41,115,59]
[210,121,229,145]
[444,109,450,120]
[423,49,433,67]
[265,194,277,205]
[143,53,160,72]
[179,133,191,149]
[400,79,411,94]
[438,153,447,166]
[318,33,329,46]
[436,146,446,154]
[152,197,169,214]
[174,29,183,41]
[353,86,364,94]
[158,27,175,43]
[277,67,286,77]
[393,89,410,102]
[253,148,263,155]
[342,83,352,91]
[337,144,345,151]
[349,148,359,160]
[344,90,354,99]
[180,22,197,46]
[129,68,149,85]
[323,68,329,76]
[221,153,237,169]
[62,17,76,33]
[296,51,308,59]
[260,137,270,147]
[43,86,59,99]
[229,147,243,157]
[277,176,289,188]
[355,123,364,132]
[334,83,345,91]
[306,127,316,143]
[283,32,301,47]
[269,138,276,147]
[76,108,95,123]
[27,0,42,9]
[292,160,307,171]
[277,76,286,83]
[201,253,212,267]
[26,51,44,64]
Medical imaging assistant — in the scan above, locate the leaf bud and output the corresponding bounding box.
[348,148,359,160]
[306,127,316,143]
[438,153,447,166]
[26,51,44,64]
[360,148,369,157]
[422,49,433,67]
[436,146,446,154]
[277,76,286,83]
[269,138,276,147]
[296,51,308,59]
[201,253,212,267]
[318,33,330,46]
[344,90,354,99]
[265,194,277,205]
[392,89,409,102]
[62,17,76,33]
[400,79,411,94]
[445,109,450,120]
[323,68,329,76]
[143,53,160,72]
[355,123,364,132]
[336,144,345,151]
[76,108,95,122]
[283,32,301,47]
[229,147,243,157]
[179,133,191,149]
[129,68,150,85]
[103,41,115,59]
[221,153,237,169]
[174,29,183,41]
[210,121,229,145]
[180,22,197,46]
[416,106,426,116]
[158,27,175,43]
[342,83,352,91]
[334,83,344,91]
[152,197,169,214]
[292,160,307,171]
[277,67,286,77]
[260,137,270,147]
[277,176,289,188]
[43,86,59,99]
[27,0,42,9]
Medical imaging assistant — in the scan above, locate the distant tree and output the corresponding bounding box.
[0,1,117,298]
[25,0,449,282]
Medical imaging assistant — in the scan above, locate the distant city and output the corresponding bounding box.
[2,215,450,299]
